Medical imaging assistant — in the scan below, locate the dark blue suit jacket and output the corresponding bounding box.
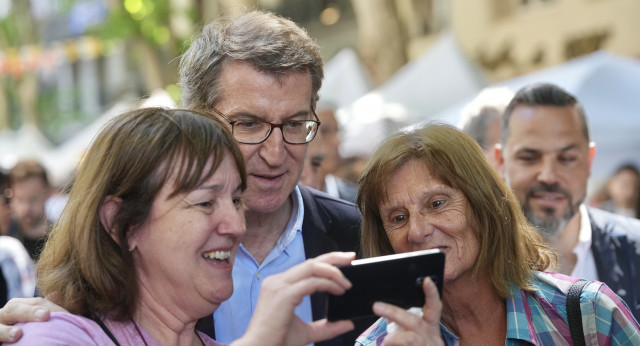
[197,184,366,345]
[298,184,378,346]
[588,207,640,320]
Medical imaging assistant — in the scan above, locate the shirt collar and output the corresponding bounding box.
[571,204,593,265]
[504,281,535,343]
[569,204,598,279]
[438,282,533,345]
[576,204,592,245]
[278,186,305,255]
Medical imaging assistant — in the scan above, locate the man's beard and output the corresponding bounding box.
[522,183,582,239]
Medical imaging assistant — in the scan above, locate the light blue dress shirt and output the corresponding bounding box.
[213,186,312,343]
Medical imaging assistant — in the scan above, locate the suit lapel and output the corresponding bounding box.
[589,208,632,300]
[298,184,343,328]
[300,184,337,258]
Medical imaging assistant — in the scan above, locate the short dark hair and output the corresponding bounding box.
[462,108,501,149]
[613,163,640,177]
[179,11,324,111]
[460,87,513,149]
[501,83,590,144]
[9,159,49,188]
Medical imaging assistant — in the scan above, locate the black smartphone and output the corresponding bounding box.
[326,248,445,321]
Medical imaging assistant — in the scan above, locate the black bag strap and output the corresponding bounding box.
[87,314,121,346]
[567,279,589,346]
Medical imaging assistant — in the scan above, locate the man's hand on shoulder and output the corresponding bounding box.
[0,297,54,342]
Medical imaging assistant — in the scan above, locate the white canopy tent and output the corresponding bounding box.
[318,47,373,110]
[0,124,54,173]
[340,31,487,157]
[432,51,640,193]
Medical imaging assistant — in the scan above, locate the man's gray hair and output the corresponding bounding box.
[179,11,324,110]
[460,87,514,149]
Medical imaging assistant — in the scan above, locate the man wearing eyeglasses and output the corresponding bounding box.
[0,11,365,345]
[179,11,364,346]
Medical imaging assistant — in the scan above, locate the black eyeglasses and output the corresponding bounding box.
[212,107,321,145]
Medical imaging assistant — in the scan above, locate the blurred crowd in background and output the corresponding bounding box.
[0,0,639,314]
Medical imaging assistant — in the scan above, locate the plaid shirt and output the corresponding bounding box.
[355,271,640,345]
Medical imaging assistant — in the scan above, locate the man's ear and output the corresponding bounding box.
[99,195,122,245]
[588,142,596,166]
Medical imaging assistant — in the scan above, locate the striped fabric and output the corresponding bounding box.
[355,271,640,345]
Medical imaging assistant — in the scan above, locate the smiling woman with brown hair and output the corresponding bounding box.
[3,107,355,346]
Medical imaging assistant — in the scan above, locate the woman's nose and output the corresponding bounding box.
[407,215,433,244]
[218,202,246,237]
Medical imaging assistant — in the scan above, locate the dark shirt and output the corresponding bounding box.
[8,220,48,261]
[0,265,7,306]
[197,185,365,345]
[22,237,47,262]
